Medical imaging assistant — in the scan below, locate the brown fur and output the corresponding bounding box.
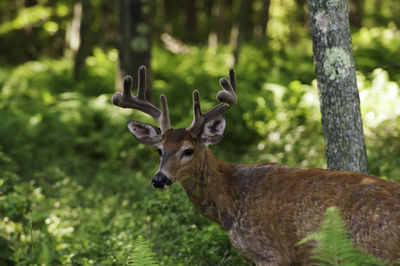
[159,129,400,265]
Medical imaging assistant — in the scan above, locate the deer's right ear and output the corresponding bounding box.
[127,120,163,146]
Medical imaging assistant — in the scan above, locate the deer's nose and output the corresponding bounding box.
[152,172,172,189]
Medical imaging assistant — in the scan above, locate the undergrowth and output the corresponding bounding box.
[1,26,400,264]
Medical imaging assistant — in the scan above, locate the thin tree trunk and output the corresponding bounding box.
[308,0,368,173]
[254,0,271,38]
[73,0,91,79]
[66,1,82,54]
[116,0,152,100]
[184,0,198,43]
[261,0,271,37]
[349,0,364,28]
[99,0,115,50]
[233,0,252,65]
[294,0,307,27]
[211,0,231,45]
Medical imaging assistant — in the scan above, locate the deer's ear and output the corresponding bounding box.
[201,117,226,146]
[127,120,162,146]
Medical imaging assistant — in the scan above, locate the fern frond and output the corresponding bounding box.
[298,206,387,266]
[127,236,158,266]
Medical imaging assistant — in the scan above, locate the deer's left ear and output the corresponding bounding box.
[201,117,226,145]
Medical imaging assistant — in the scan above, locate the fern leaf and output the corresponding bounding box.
[298,206,387,266]
[127,236,158,266]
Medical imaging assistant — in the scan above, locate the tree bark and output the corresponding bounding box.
[99,0,115,50]
[183,0,198,43]
[308,0,368,173]
[73,0,92,79]
[233,0,252,65]
[261,0,271,37]
[253,0,271,38]
[294,0,307,27]
[349,0,364,28]
[116,0,152,100]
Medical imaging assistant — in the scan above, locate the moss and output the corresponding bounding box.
[323,47,351,80]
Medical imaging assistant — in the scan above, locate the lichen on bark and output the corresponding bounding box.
[314,12,329,33]
[327,0,340,7]
[323,47,351,81]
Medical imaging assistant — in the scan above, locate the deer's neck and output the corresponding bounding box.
[180,148,238,227]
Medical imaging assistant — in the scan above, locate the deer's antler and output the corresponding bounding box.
[112,66,171,133]
[188,68,237,136]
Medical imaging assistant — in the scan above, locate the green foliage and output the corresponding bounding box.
[1,26,400,265]
[142,186,247,265]
[0,149,45,265]
[128,237,158,266]
[298,207,387,266]
[0,5,52,35]
[0,0,399,264]
[353,26,400,83]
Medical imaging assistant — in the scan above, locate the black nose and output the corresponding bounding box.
[152,172,172,188]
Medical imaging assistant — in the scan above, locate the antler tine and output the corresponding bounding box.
[188,68,237,136]
[160,94,171,132]
[112,66,171,133]
[229,67,236,92]
[137,65,146,100]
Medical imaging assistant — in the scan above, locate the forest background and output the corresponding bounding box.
[0,0,400,265]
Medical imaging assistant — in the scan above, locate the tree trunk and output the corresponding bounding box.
[254,0,271,38]
[99,0,115,50]
[294,0,308,27]
[233,0,252,65]
[116,0,152,100]
[349,0,364,28]
[261,0,271,37]
[73,0,92,79]
[184,0,198,43]
[210,0,232,45]
[308,0,368,173]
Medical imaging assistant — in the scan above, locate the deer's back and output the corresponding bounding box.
[229,164,400,264]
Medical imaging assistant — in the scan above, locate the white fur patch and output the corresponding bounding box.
[179,145,194,163]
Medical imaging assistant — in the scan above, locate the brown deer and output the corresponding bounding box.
[112,66,400,265]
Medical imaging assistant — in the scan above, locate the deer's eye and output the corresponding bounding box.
[156,148,162,156]
[183,148,194,156]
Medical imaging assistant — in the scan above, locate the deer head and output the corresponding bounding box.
[112,66,237,188]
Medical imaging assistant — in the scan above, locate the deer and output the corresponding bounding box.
[112,66,400,265]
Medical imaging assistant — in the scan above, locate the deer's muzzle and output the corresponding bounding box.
[152,172,172,189]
